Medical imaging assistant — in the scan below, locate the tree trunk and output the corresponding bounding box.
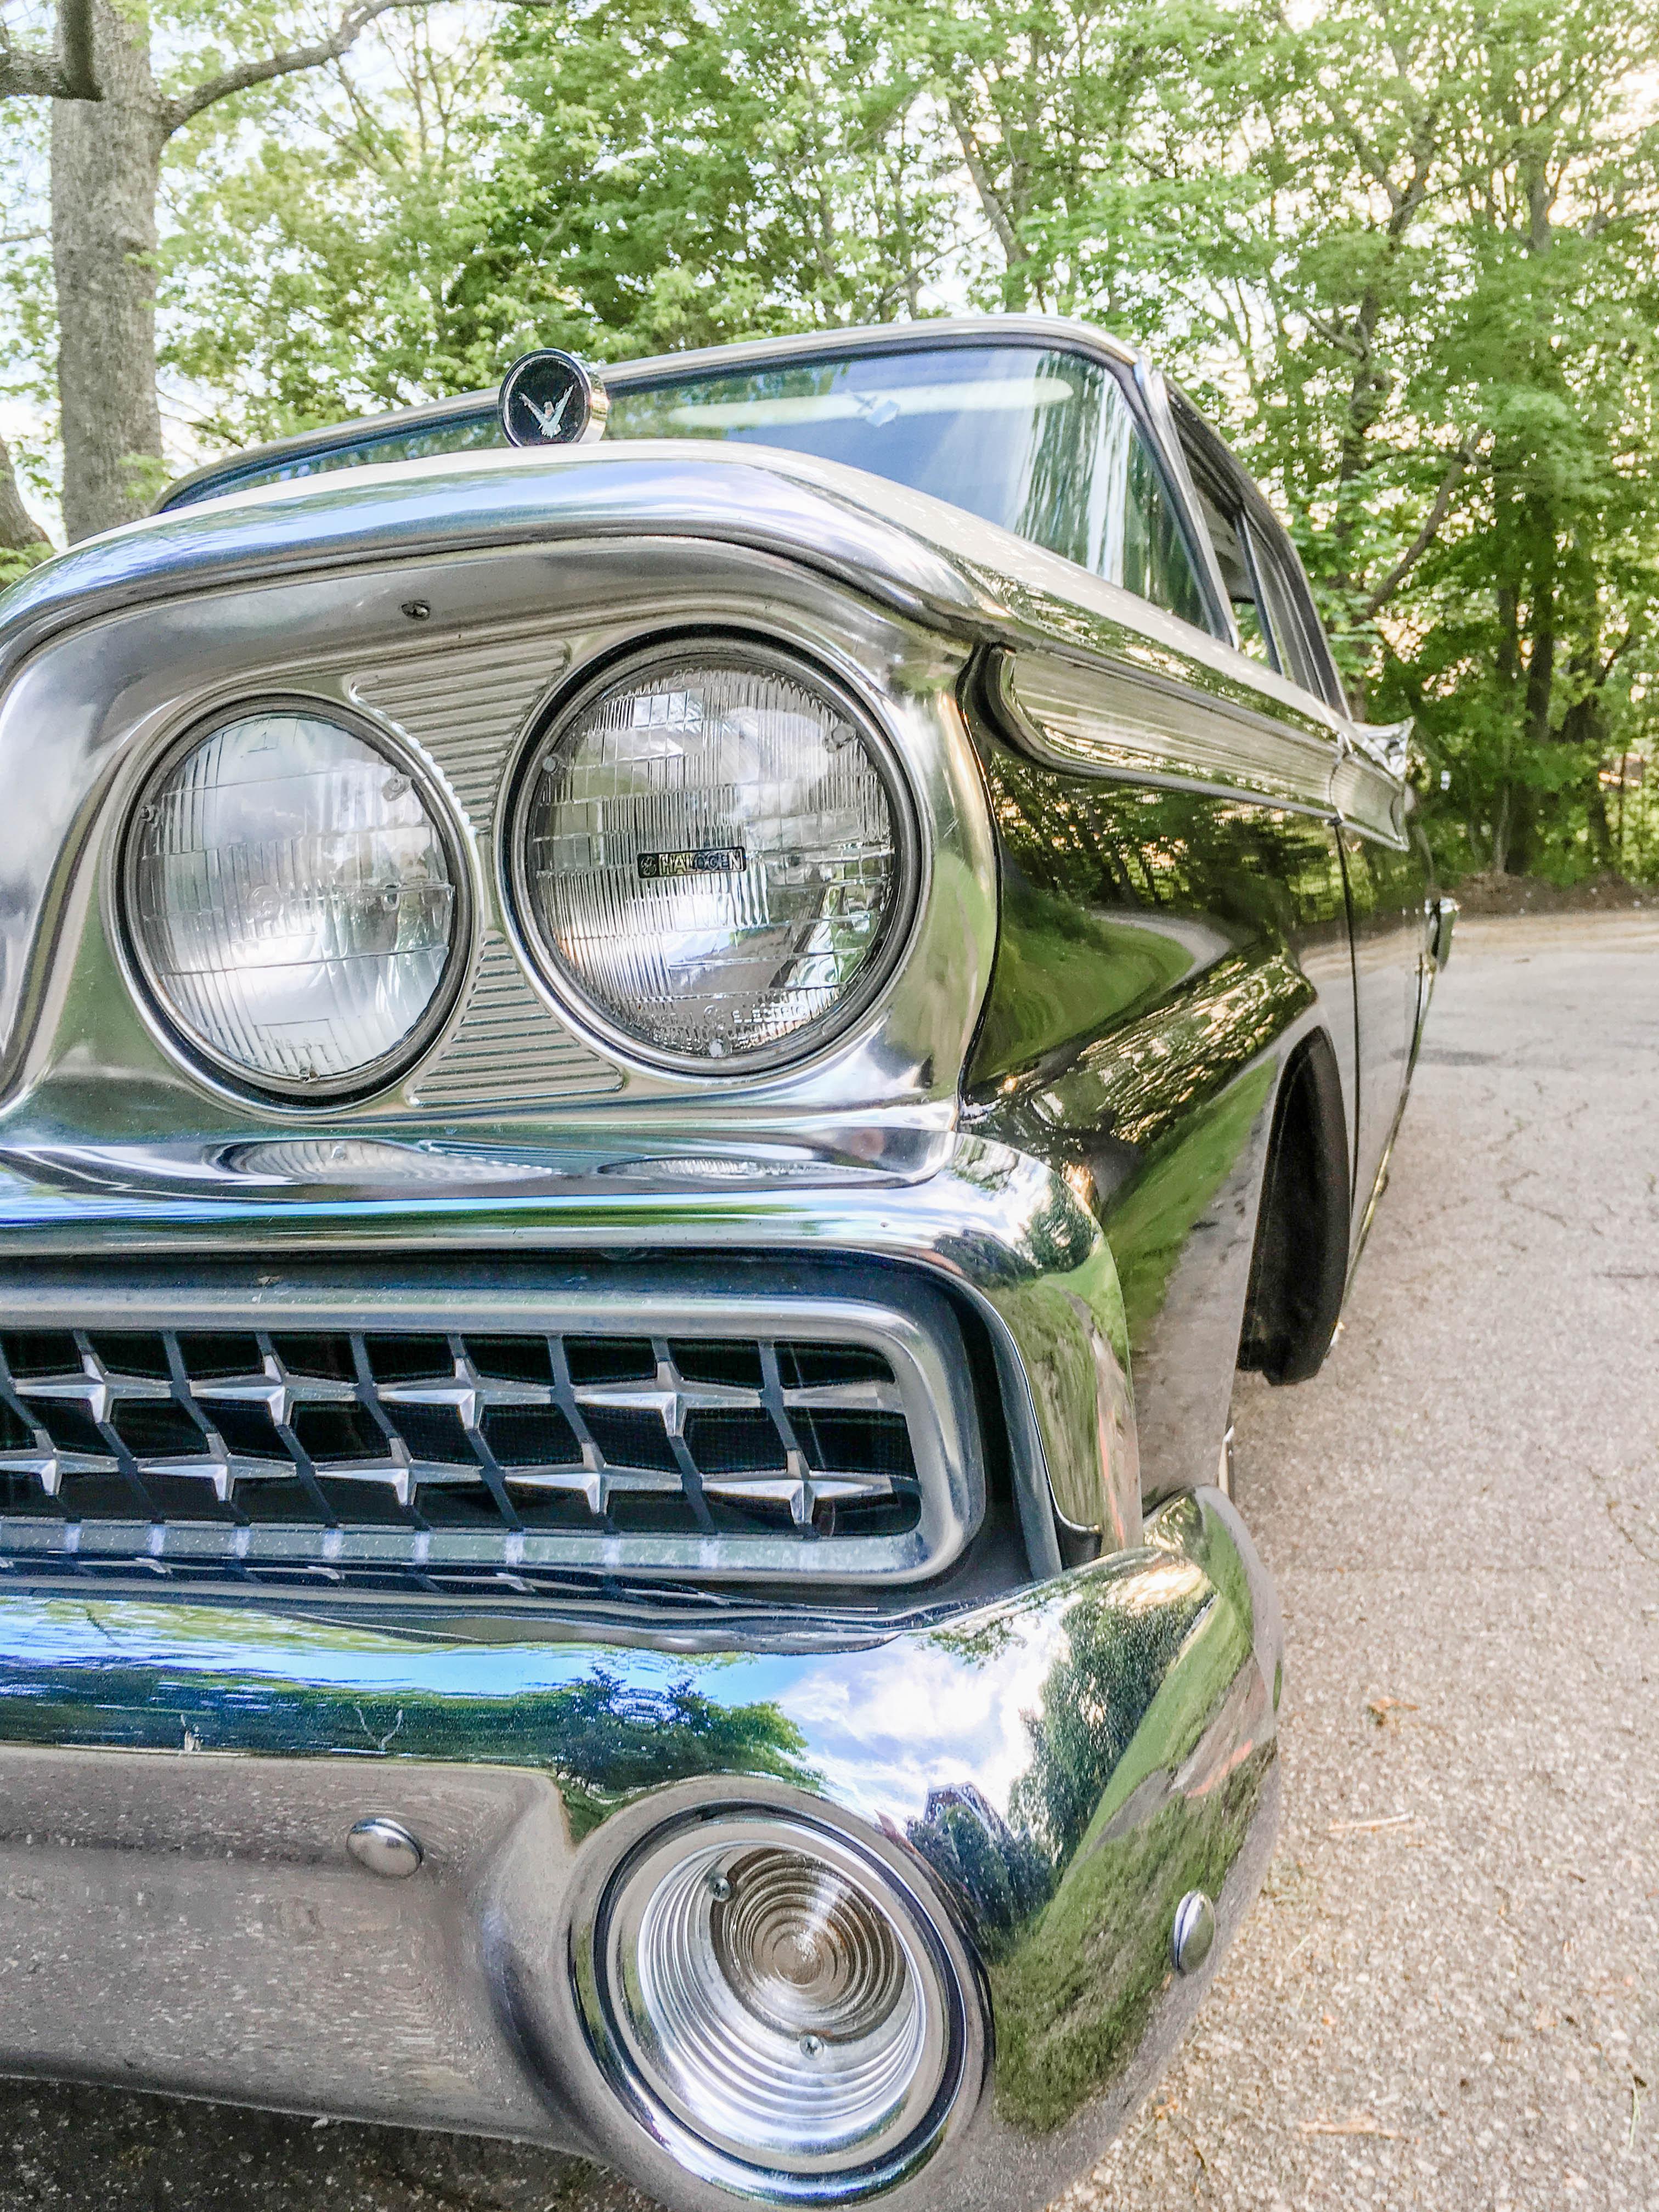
[0,436,48,553]
[50,0,163,542]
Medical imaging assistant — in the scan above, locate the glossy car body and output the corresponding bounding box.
[0,316,1443,2209]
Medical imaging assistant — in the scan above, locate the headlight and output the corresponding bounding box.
[125,703,464,1098]
[511,642,915,1069]
[596,1813,960,2179]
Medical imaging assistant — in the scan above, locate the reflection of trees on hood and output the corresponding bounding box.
[906,1780,1049,1954]
[1009,1586,1206,1866]
[543,1668,815,1805]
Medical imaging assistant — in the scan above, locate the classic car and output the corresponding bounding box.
[0,316,1448,2210]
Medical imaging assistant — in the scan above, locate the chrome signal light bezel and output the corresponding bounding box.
[566,1796,981,2204]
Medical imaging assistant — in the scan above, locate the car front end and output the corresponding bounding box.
[0,368,1295,2208]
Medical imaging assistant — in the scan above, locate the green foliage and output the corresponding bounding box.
[10,0,1659,875]
[0,540,50,592]
[159,9,534,438]
[492,0,967,356]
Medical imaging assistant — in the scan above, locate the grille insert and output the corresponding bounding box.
[0,1323,931,1587]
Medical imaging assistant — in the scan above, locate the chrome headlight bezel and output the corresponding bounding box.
[117,694,472,1108]
[504,636,924,1079]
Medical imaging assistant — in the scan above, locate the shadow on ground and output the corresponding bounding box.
[0,2082,658,2211]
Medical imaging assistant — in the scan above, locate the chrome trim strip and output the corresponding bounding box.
[991,645,1341,814]
[1132,354,1239,650]
[1330,736,1410,847]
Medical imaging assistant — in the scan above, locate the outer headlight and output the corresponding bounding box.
[510,642,916,1070]
[594,1812,962,2182]
[125,702,465,1099]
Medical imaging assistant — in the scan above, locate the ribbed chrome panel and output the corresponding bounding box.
[411,938,617,1109]
[348,629,623,1108]
[350,629,567,834]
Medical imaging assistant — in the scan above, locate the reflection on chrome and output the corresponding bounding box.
[0,1491,1276,2209]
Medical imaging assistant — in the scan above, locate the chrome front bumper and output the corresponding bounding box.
[0,1486,1280,2212]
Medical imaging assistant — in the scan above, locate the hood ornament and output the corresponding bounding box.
[498,349,610,448]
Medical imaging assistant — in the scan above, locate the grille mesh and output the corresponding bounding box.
[0,1325,922,1590]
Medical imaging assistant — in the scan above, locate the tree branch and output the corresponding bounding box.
[946,98,1028,267]
[0,0,100,100]
[156,0,437,139]
[0,433,48,554]
[58,0,96,98]
[1363,442,1476,616]
[1598,627,1639,687]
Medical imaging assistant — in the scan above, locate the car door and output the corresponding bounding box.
[1165,399,1362,1205]
[1234,489,1424,1229]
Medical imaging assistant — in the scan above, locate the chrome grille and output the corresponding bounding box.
[0,1318,947,1590]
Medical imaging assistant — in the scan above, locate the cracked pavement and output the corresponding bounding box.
[1057,910,1659,2211]
[0,912,1653,2210]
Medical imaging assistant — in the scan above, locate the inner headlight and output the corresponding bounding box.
[511,643,915,1069]
[597,1813,959,2179]
[125,703,464,1098]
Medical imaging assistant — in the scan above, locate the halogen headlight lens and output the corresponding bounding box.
[126,704,463,1098]
[512,645,913,1068]
[597,1814,959,2179]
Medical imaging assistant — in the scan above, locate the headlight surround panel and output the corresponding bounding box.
[120,696,470,1105]
[506,639,923,1076]
[47,541,995,1136]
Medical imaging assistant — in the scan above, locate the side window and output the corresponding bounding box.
[1176,405,1347,710]
[1086,382,1213,629]
[1181,448,1272,662]
[1242,513,1346,712]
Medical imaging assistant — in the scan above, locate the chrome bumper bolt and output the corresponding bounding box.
[347,1816,423,1878]
[1171,1889,1216,1975]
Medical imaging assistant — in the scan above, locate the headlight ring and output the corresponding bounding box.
[121,696,470,1104]
[506,638,922,1076]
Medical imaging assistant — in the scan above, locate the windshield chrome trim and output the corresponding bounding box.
[154,315,1144,514]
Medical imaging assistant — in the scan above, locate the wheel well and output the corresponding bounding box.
[1237,1029,1351,1386]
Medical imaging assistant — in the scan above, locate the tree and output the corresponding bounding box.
[1,0,92,557]
[489,0,965,357]
[911,0,1659,878]
[7,0,443,539]
[161,9,524,445]
[158,0,969,437]
[0,0,95,99]
[0,432,47,568]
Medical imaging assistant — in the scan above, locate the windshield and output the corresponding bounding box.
[610,346,1207,619]
[163,341,1211,625]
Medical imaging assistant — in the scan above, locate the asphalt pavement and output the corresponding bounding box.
[0,911,1652,2211]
